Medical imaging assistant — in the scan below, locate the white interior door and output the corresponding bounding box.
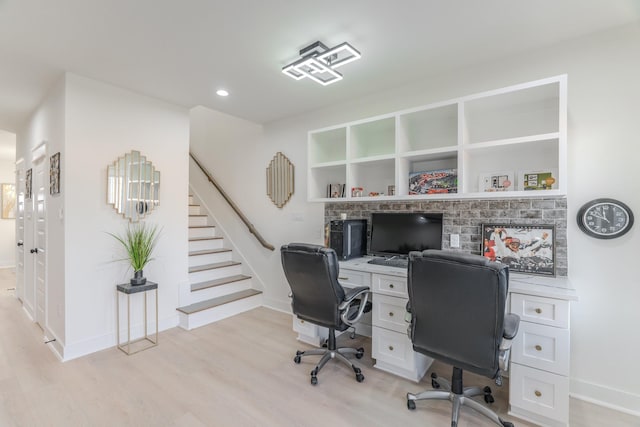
[34,160,46,328]
[15,162,25,302]
[23,167,35,319]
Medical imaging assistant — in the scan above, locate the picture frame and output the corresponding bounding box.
[409,169,457,195]
[1,183,16,219]
[518,169,558,191]
[481,223,556,276]
[25,168,32,200]
[50,152,61,195]
[478,171,514,192]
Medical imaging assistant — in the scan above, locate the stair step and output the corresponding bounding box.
[189,237,223,242]
[189,225,215,229]
[177,289,262,315]
[189,248,231,257]
[189,214,207,217]
[191,274,252,292]
[188,261,241,273]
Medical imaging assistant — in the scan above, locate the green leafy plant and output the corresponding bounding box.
[109,222,161,272]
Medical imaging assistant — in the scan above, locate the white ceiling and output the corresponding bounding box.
[0,0,638,133]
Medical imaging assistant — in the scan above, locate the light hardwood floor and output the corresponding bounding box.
[1,268,638,427]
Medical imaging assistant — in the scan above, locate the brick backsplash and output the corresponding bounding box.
[325,197,568,276]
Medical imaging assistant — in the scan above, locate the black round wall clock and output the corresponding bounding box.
[577,198,634,239]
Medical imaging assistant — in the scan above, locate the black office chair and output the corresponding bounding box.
[405,250,520,427]
[281,243,371,385]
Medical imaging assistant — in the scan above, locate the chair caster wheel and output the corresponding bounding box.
[431,379,440,389]
[356,347,364,359]
[356,373,364,382]
[310,375,318,385]
[407,399,416,410]
[500,421,514,427]
[293,355,301,364]
[296,350,303,356]
[483,386,494,403]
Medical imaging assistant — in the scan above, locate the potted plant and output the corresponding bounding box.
[109,222,161,285]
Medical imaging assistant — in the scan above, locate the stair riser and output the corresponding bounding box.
[188,251,232,267]
[188,264,243,282]
[188,279,253,305]
[178,294,263,330]
[188,205,201,215]
[189,239,224,252]
[188,196,194,204]
[189,216,209,227]
[188,227,216,239]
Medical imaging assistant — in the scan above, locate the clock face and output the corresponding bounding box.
[577,199,634,239]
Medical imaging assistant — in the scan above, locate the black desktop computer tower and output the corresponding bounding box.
[329,219,367,260]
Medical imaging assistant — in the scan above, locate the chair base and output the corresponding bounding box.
[293,328,365,385]
[407,368,513,427]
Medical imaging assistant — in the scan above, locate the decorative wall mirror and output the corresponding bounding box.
[107,150,160,222]
[266,152,294,208]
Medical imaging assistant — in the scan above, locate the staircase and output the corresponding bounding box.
[177,194,263,330]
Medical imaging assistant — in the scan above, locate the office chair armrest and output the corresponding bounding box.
[498,314,521,372]
[341,286,370,305]
[339,287,370,326]
[503,313,520,341]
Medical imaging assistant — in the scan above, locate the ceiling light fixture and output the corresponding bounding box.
[216,89,229,97]
[282,41,361,86]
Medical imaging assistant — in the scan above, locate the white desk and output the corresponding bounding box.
[292,257,578,427]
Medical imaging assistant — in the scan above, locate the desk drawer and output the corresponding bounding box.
[292,316,318,336]
[372,294,408,334]
[372,274,407,298]
[372,326,416,371]
[338,269,371,287]
[512,321,570,376]
[510,363,569,423]
[510,293,569,329]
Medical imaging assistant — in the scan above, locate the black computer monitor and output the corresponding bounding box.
[369,212,443,257]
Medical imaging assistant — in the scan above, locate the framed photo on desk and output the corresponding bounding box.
[481,224,555,276]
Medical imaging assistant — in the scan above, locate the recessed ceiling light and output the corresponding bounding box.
[216,89,229,97]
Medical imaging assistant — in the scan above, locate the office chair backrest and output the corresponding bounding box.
[408,250,509,379]
[281,243,346,329]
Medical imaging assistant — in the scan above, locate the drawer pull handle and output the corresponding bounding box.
[534,390,542,397]
[300,320,304,324]
[388,312,394,317]
[388,345,394,351]
[338,277,348,280]
[535,308,542,314]
[389,284,395,289]
[535,345,542,351]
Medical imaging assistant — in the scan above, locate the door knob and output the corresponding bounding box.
[30,248,38,254]
[17,242,23,247]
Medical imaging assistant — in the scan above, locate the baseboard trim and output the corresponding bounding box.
[263,297,291,314]
[571,378,640,417]
[61,314,179,361]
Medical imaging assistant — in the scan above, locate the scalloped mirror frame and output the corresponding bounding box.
[107,150,160,222]
[266,152,294,208]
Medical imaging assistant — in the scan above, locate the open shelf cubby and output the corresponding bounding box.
[308,75,567,201]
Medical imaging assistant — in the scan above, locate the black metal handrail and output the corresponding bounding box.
[190,152,275,251]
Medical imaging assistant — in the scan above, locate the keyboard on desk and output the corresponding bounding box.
[367,257,409,268]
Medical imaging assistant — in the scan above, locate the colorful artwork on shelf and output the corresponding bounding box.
[479,171,514,192]
[409,169,457,195]
[520,170,558,191]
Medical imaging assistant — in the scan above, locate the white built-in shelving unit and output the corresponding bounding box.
[307,75,567,202]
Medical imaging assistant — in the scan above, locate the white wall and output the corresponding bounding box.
[0,155,16,268]
[17,77,66,345]
[192,24,640,413]
[17,74,190,360]
[62,74,190,360]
